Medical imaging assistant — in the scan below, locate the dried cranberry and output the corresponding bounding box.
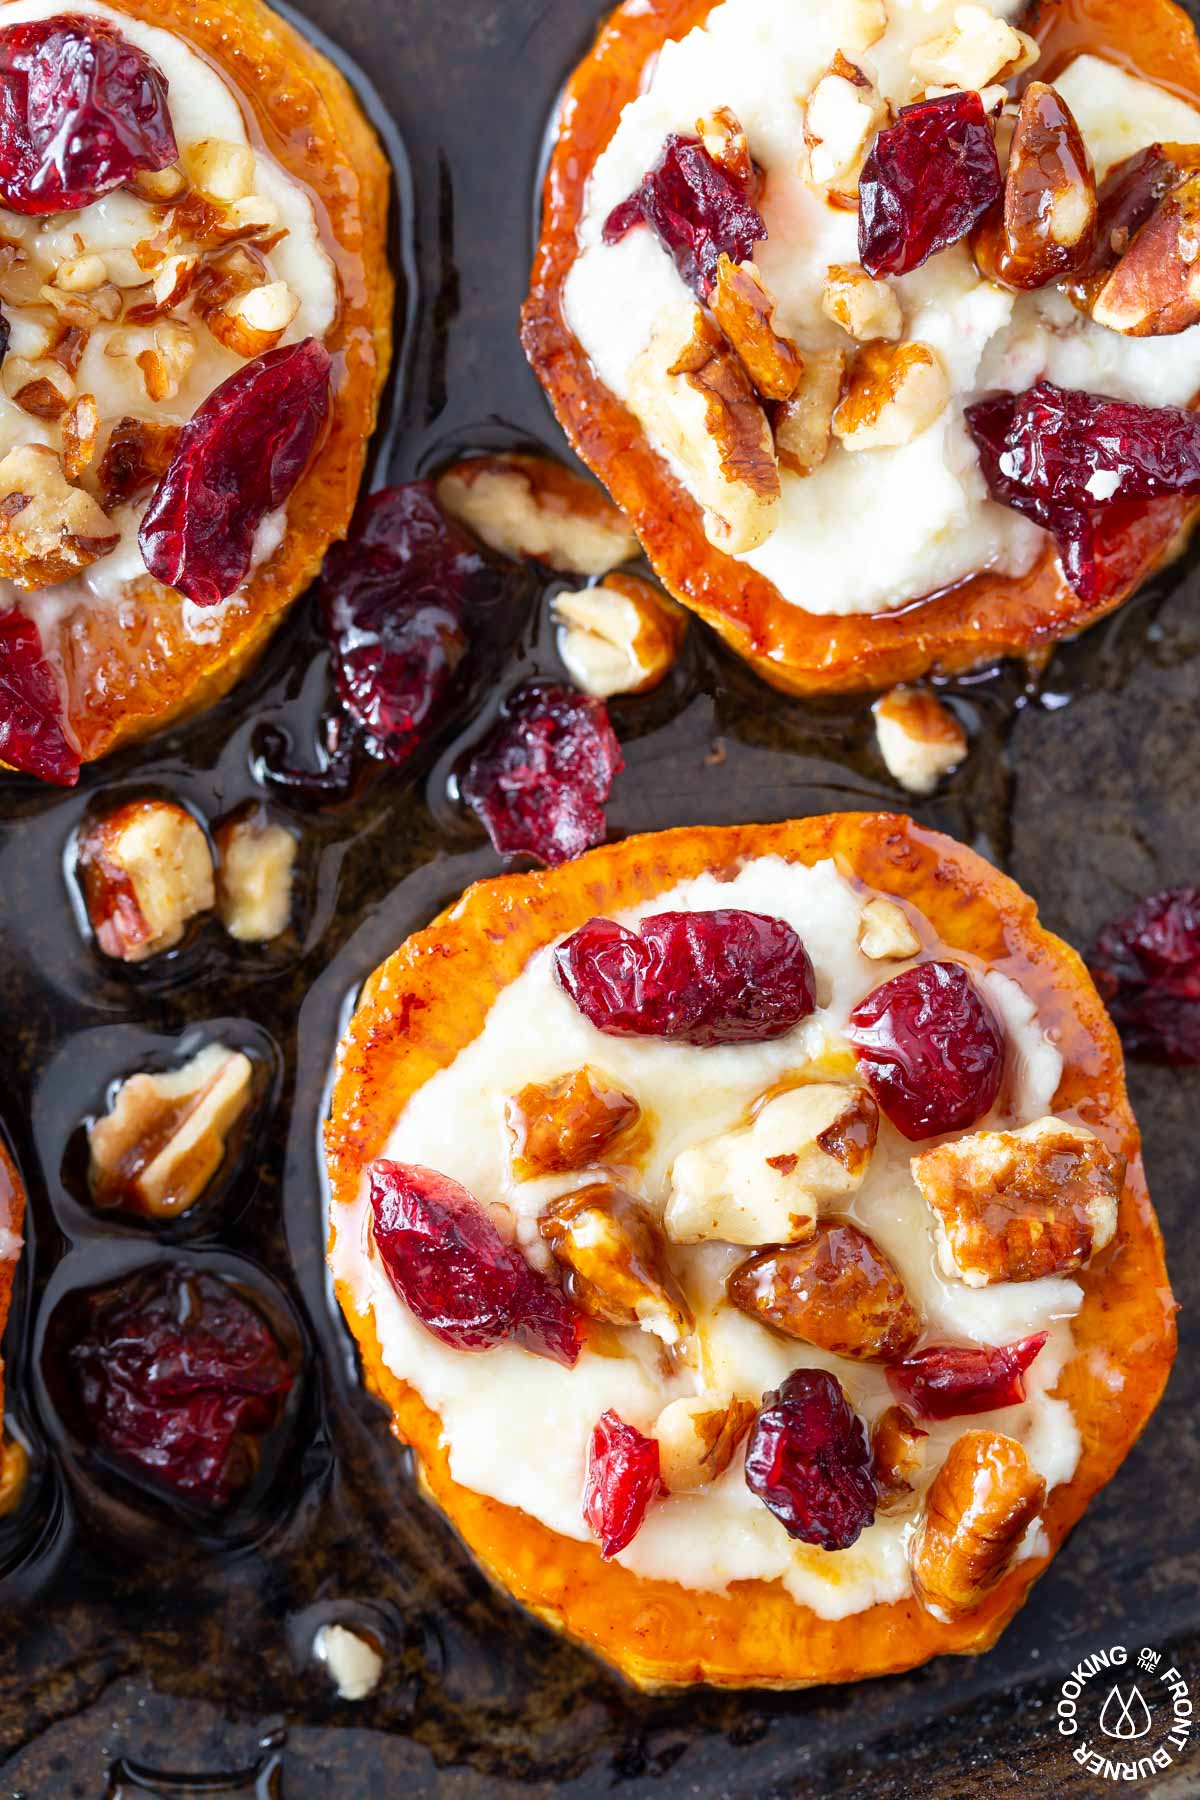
[1089,887,1200,1064]
[603,132,765,298]
[0,605,79,785]
[67,1267,294,1511]
[459,681,622,867]
[0,16,178,214]
[555,908,816,1046]
[744,1369,876,1551]
[859,91,1001,278]
[139,338,331,607]
[583,1409,661,1557]
[966,380,1200,602]
[369,1160,582,1366]
[846,960,1004,1141]
[886,1333,1048,1420]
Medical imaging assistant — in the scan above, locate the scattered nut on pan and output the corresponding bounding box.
[214,807,298,943]
[911,1429,1046,1621]
[857,895,922,961]
[313,1623,383,1701]
[76,798,215,962]
[872,685,967,795]
[655,1391,756,1492]
[436,452,639,575]
[553,573,685,699]
[88,1042,254,1218]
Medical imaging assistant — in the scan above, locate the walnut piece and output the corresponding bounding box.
[184,138,255,205]
[804,52,889,198]
[4,354,75,420]
[539,1182,693,1346]
[727,1219,921,1360]
[665,1083,878,1246]
[911,3,1036,92]
[436,452,639,575]
[973,83,1097,291]
[314,1624,383,1701]
[773,348,845,477]
[655,1391,756,1492]
[627,301,780,554]
[857,895,922,961]
[695,106,756,188]
[214,807,297,942]
[88,1042,253,1218]
[77,798,215,962]
[912,1115,1122,1287]
[506,1066,640,1180]
[0,444,117,590]
[871,1404,928,1510]
[710,255,804,400]
[822,263,902,342]
[553,573,685,699]
[96,416,181,511]
[833,341,950,451]
[873,685,967,794]
[1091,168,1200,336]
[911,1430,1045,1621]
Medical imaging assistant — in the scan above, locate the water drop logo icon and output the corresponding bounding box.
[1098,1683,1154,1741]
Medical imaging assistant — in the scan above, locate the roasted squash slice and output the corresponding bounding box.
[325,815,1176,1689]
[521,0,1200,695]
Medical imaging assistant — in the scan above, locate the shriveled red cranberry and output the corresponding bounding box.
[459,681,622,867]
[966,380,1200,602]
[744,1369,876,1551]
[139,338,331,607]
[859,91,1001,278]
[583,1409,661,1557]
[886,1333,1048,1420]
[0,605,79,785]
[67,1267,294,1511]
[846,960,1004,1141]
[369,1160,582,1366]
[603,133,766,298]
[0,16,178,214]
[1089,887,1200,1064]
[555,908,816,1046]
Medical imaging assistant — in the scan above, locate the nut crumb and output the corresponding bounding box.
[77,797,215,961]
[314,1623,383,1700]
[215,807,297,942]
[88,1042,253,1217]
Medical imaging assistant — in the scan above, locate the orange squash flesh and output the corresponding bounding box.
[20,0,394,769]
[521,0,1200,696]
[325,814,1177,1689]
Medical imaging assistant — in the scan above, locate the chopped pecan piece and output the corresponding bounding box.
[1091,168,1200,336]
[77,797,215,961]
[665,1082,878,1245]
[61,392,100,481]
[135,319,196,403]
[695,107,756,190]
[95,416,181,511]
[538,1182,693,1345]
[911,1430,1045,1620]
[833,341,949,451]
[88,1042,253,1217]
[973,83,1097,291]
[1066,142,1200,315]
[627,301,780,553]
[0,444,117,589]
[911,1115,1122,1286]
[655,1391,756,1492]
[208,279,299,359]
[872,685,966,795]
[436,451,638,575]
[4,354,74,419]
[857,895,922,961]
[709,255,803,400]
[821,263,902,342]
[773,348,845,477]
[804,52,889,200]
[726,1220,921,1361]
[871,1404,928,1510]
[910,3,1037,92]
[552,572,685,699]
[506,1066,640,1180]
[214,806,297,942]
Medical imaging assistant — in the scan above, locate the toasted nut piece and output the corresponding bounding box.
[841,0,887,51]
[822,263,902,342]
[77,799,215,962]
[973,83,1097,291]
[553,572,685,699]
[436,452,639,576]
[95,415,180,510]
[773,348,845,477]
[710,255,804,401]
[539,1182,694,1345]
[1091,168,1200,336]
[55,253,107,293]
[217,194,282,241]
[0,444,117,589]
[506,1066,640,1180]
[0,1437,29,1517]
[214,807,298,942]
[696,106,756,188]
[665,1083,878,1246]
[873,685,966,794]
[833,341,949,451]
[88,1043,254,1217]
[655,1391,757,1492]
[912,1430,1045,1621]
[911,3,1031,92]
[185,138,255,204]
[727,1221,921,1360]
[205,279,300,358]
[804,52,889,197]
[131,162,188,203]
[314,1623,383,1701]
[136,319,197,403]
[628,302,780,554]
[871,1404,928,1509]
[4,354,74,419]
[149,251,199,312]
[858,895,922,961]
[912,1115,1122,1287]
[61,392,100,482]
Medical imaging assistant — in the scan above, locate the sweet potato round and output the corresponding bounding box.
[325,815,1177,1689]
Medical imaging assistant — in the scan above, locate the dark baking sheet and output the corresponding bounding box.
[1,0,1198,1794]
